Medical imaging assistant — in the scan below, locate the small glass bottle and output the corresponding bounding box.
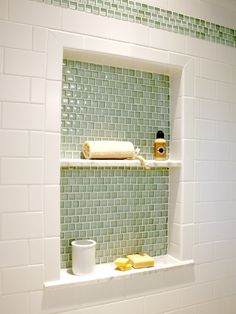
[154,130,166,160]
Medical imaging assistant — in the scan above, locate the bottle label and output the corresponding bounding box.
[157,146,165,155]
[154,142,167,159]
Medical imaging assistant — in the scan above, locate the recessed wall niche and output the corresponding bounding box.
[60,59,170,268]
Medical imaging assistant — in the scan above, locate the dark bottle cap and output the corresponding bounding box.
[156,130,164,139]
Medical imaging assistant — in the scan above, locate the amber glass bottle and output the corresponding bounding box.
[154,130,166,160]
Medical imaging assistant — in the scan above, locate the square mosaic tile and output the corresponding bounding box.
[61,59,170,160]
[60,59,170,268]
[61,167,169,268]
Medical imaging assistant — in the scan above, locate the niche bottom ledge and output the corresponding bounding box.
[44,255,194,289]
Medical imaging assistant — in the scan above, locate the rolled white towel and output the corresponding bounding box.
[82,141,135,159]
[82,141,150,169]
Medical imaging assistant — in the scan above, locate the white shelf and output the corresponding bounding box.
[44,255,193,289]
[60,159,181,168]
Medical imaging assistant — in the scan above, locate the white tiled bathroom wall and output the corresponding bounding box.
[0,0,236,313]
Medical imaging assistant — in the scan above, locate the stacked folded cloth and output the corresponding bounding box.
[114,253,155,271]
[114,258,133,271]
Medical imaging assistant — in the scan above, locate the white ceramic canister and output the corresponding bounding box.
[71,239,96,275]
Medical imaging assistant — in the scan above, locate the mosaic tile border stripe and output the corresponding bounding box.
[33,0,236,48]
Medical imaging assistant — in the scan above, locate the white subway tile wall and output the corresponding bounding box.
[29,132,44,157]
[0,76,30,102]
[1,158,44,184]
[0,21,32,49]
[0,212,43,240]
[29,238,44,264]
[29,186,44,212]
[4,48,46,77]
[1,293,31,314]
[2,102,44,130]
[31,78,46,104]
[0,0,235,313]
[0,240,29,267]
[0,130,29,157]
[33,26,48,52]
[0,186,28,213]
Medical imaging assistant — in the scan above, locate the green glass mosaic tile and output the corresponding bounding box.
[61,59,170,268]
[61,59,170,159]
[33,0,236,48]
[61,167,169,268]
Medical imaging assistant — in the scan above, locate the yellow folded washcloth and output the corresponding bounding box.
[114,257,132,271]
[127,253,155,269]
[114,257,129,267]
[116,264,133,271]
